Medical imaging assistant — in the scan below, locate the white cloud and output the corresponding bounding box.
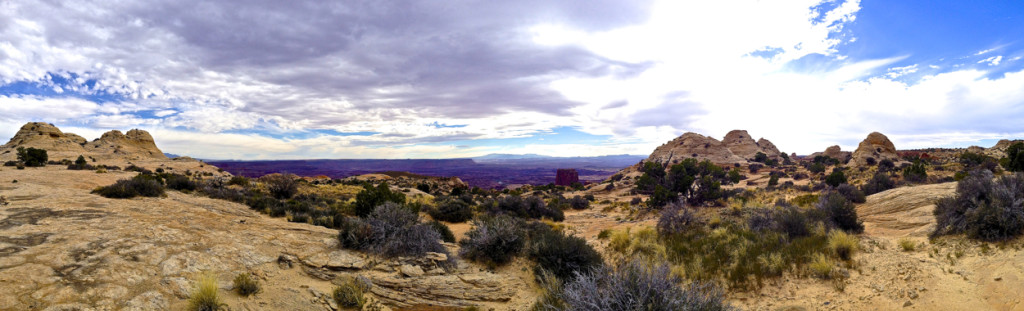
[886,64,919,78]
[978,55,1003,66]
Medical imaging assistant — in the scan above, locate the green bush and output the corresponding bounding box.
[527,225,603,281]
[1004,142,1024,172]
[815,192,863,233]
[92,175,166,198]
[429,197,473,223]
[16,147,47,167]
[354,182,406,217]
[835,183,866,204]
[861,172,894,195]
[166,174,198,192]
[808,163,826,174]
[824,169,847,187]
[233,273,260,297]
[903,161,928,183]
[228,176,250,187]
[491,195,563,221]
[459,215,526,266]
[567,195,589,210]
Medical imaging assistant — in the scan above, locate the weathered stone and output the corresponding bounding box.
[123,291,168,311]
[400,264,425,277]
[643,130,782,167]
[278,253,298,269]
[850,132,898,167]
[0,122,168,162]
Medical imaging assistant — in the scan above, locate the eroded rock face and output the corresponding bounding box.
[645,130,782,166]
[851,132,899,166]
[555,169,579,186]
[810,145,852,163]
[0,122,167,162]
[986,139,1024,158]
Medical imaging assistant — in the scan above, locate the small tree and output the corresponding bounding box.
[74,155,88,169]
[824,170,847,187]
[903,161,928,183]
[260,173,299,199]
[1004,142,1024,172]
[16,147,48,167]
[353,182,406,217]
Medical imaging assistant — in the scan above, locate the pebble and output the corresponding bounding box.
[994,277,1002,281]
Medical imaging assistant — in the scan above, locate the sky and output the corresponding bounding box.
[1,0,1023,159]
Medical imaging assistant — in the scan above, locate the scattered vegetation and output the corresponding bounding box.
[933,170,1024,241]
[428,219,456,243]
[260,173,299,199]
[232,273,260,297]
[824,169,847,187]
[816,192,863,233]
[861,171,895,195]
[902,160,928,183]
[827,230,858,261]
[1003,142,1024,172]
[337,203,452,261]
[635,159,731,208]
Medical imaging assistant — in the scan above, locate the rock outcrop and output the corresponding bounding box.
[810,145,852,163]
[555,169,579,186]
[985,139,1024,158]
[850,132,899,166]
[0,122,167,162]
[645,130,782,166]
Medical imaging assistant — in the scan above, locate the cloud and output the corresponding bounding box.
[1,0,1023,159]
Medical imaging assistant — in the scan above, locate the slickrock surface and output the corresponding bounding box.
[0,166,535,310]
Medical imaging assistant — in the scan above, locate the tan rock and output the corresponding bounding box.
[850,132,899,166]
[643,130,782,167]
[0,122,167,163]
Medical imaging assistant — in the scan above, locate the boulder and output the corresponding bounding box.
[850,132,899,167]
[0,122,168,162]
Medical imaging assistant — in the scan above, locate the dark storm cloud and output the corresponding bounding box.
[124,0,655,118]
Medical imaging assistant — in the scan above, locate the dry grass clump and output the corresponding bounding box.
[333,276,370,308]
[899,238,916,252]
[809,253,834,279]
[187,273,226,311]
[827,230,858,261]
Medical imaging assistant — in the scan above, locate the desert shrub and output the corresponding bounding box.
[429,198,473,223]
[187,273,225,311]
[808,253,834,279]
[774,204,816,239]
[336,203,450,259]
[16,147,47,167]
[815,192,863,233]
[416,182,431,193]
[835,183,866,203]
[767,175,779,187]
[233,273,259,296]
[753,152,769,163]
[527,225,603,281]
[748,163,763,174]
[861,172,895,195]
[865,157,876,166]
[259,173,298,199]
[597,229,612,240]
[827,230,857,261]
[898,238,916,252]
[228,176,250,187]
[353,182,406,217]
[728,168,743,183]
[878,159,896,172]
[428,220,456,243]
[902,161,928,183]
[71,155,88,170]
[166,174,198,192]
[567,195,589,210]
[824,169,847,187]
[536,259,733,311]
[492,195,564,221]
[584,194,595,201]
[808,163,826,174]
[789,194,819,207]
[93,175,166,198]
[333,276,370,308]
[792,172,809,180]
[657,202,702,236]
[460,215,526,266]
[2,161,17,167]
[932,170,1024,241]
[1004,142,1024,172]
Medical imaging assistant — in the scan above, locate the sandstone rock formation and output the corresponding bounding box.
[555,169,579,186]
[850,132,899,166]
[985,139,1024,158]
[0,122,167,163]
[810,145,852,163]
[644,130,782,166]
